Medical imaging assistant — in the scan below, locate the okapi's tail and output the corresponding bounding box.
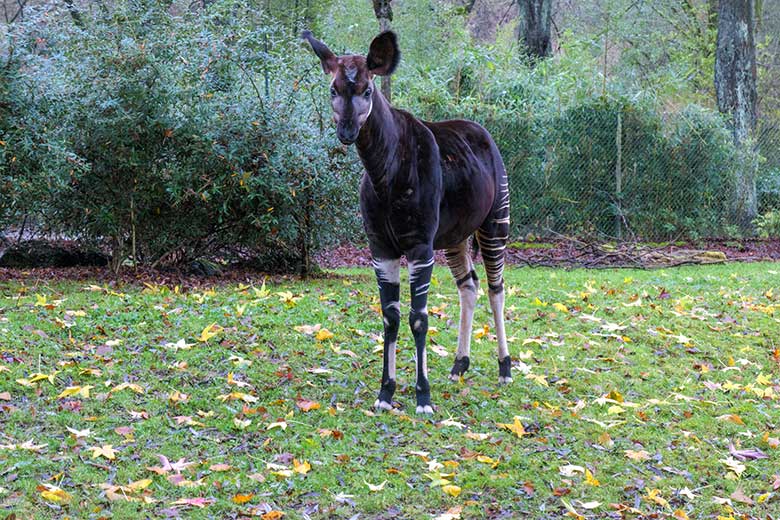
[470,233,480,260]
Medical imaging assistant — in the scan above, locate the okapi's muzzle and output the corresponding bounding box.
[336,121,359,145]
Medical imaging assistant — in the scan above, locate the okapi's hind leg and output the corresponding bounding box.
[476,182,511,384]
[372,258,401,411]
[444,240,479,380]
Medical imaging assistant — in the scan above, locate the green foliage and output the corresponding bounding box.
[753,210,780,238]
[1,0,360,271]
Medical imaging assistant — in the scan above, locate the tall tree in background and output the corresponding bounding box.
[518,0,552,62]
[714,0,758,230]
[372,0,393,100]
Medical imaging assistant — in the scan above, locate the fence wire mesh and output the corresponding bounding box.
[491,105,780,242]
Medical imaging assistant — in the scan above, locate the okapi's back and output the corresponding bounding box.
[422,118,507,250]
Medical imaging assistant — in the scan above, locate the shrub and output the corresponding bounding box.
[1,1,361,272]
[754,210,780,238]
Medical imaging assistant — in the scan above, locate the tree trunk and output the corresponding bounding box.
[372,0,393,101]
[714,0,758,231]
[518,0,552,63]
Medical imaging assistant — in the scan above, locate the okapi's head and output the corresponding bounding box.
[302,30,400,145]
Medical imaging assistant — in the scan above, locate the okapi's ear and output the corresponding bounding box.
[366,31,400,76]
[301,30,338,74]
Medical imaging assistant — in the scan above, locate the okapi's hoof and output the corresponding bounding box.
[373,399,394,411]
[374,379,396,411]
[415,404,434,414]
[498,355,512,384]
[449,356,470,381]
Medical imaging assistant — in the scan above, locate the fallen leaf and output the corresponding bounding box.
[293,459,311,475]
[496,416,526,438]
[38,484,72,504]
[170,497,215,508]
[730,488,754,505]
[365,480,387,491]
[296,398,321,412]
[584,469,600,486]
[624,449,650,461]
[315,328,334,341]
[197,322,222,342]
[442,484,461,497]
[232,493,254,504]
[559,464,585,477]
[90,445,117,460]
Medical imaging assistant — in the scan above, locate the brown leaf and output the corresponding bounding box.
[296,398,321,412]
[730,488,754,505]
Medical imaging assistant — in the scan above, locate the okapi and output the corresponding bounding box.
[303,30,511,414]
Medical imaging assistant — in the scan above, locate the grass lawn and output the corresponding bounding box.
[1,263,779,519]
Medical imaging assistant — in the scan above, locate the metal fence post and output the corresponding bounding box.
[615,109,622,241]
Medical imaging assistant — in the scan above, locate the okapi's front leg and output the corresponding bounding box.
[408,248,435,414]
[372,258,401,411]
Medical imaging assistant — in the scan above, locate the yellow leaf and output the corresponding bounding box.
[198,322,222,342]
[365,480,387,491]
[232,493,254,504]
[127,479,152,491]
[261,511,285,520]
[293,459,311,475]
[552,302,569,313]
[476,455,500,468]
[624,449,650,461]
[57,385,93,399]
[673,510,690,520]
[720,456,746,478]
[217,391,258,403]
[110,382,145,394]
[644,488,669,507]
[29,372,58,384]
[474,324,490,340]
[607,405,625,415]
[496,416,526,438]
[315,329,334,341]
[38,484,72,504]
[253,280,270,299]
[584,469,600,486]
[90,445,117,460]
[525,373,548,387]
[442,484,461,497]
[607,389,624,402]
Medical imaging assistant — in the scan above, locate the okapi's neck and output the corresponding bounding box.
[355,88,401,188]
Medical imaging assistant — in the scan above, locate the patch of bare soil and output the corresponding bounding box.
[316,239,780,269]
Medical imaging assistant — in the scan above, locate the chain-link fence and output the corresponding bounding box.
[488,102,780,242]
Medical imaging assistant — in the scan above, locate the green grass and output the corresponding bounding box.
[1,263,779,519]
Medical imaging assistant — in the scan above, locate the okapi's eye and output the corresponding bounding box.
[330,86,338,97]
[363,88,372,99]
